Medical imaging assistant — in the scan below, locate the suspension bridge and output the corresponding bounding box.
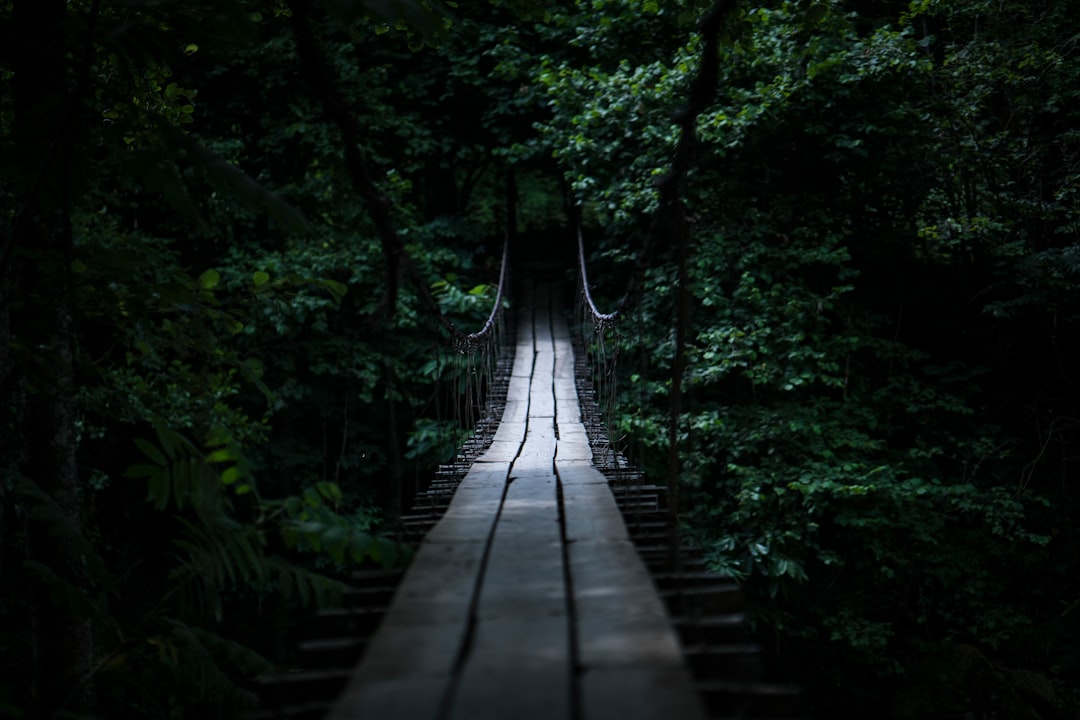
[248,235,805,720]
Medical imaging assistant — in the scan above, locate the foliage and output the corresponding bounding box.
[535,0,1080,716]
[0,0,520,717]
[3,0,1079,717]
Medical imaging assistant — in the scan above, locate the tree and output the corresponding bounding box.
[6,0,96,714]
[1,1,537,716]
[533,0,1078,715]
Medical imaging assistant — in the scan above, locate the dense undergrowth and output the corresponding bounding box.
[540,1,1080,717]
[2,1,1078,718]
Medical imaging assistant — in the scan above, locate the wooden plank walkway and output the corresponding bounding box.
[328,280,706,720]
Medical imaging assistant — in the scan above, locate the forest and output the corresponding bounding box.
[1,0,1078,718]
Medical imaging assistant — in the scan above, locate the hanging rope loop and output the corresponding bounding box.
[578,227,621,332]
[449,234,510,354]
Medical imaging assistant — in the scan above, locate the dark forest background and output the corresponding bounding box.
[1,0,1078,718]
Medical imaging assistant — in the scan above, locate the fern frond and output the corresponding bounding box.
[168,516,269,621]
[266,555,345,609]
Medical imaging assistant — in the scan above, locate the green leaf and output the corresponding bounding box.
[135,438,167,466]
[376,537,399,568]
[253,271,270,287]
[206,448,234,464]
[221,467,240,485]
[322,279,348,299]
[200,268,221,290]
[315,481,343,503]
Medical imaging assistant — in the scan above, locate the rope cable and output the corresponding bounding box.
[576,228,629,483]
[447,234,510,355]
[577,228,621,329]
[429,234,512,469]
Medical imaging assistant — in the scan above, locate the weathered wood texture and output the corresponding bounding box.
[328,280,705,720]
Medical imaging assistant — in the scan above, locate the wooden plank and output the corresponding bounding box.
[566,523,708,720]
[476,535,563,605]
[376,540,484,627]
[448,635,570,720]
[448,450,570,720]
[503,395,530,412]
[329,540,487,720]
[511,305,535,377]
[552,329,581,425]
[530,365,555,417]
[555,440,592,462]
[572,553,707,719]
[475,440,520,463]
[553,345,576,383]
[555,400,581,427]
[556,462,611,485]
[496,496,561,540]
[561,482,628,542]
[425,467,507,542]
[483,467,562,590]
[488,421,526,445]
[509,358,535,379]
[532,320,553,348]
[529,391,556,420]
[557,422,590,444]
[524,419,556,440]
[499,399,528,424]
[456,463,510,489]
[554,377,578,399]
[425,491,503,543]
[517,435,556,460]
[329,675,449,720]
[570,540,682,665]
[580,666,706,720]
[534,348,555,370]
[336,279,706,720]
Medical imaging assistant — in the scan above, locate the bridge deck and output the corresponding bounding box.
[328,280,706,720]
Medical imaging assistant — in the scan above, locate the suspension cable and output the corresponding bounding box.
[450,234,510,353]
[404,233,510,354]
[577,228,620,330]
[576,226,626,477]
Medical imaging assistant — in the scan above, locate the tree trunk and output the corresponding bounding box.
[12,0,96,716]
[23,286,94,720]
[0,280,10,583]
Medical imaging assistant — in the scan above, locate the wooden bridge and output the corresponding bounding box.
[250,276,804,720]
